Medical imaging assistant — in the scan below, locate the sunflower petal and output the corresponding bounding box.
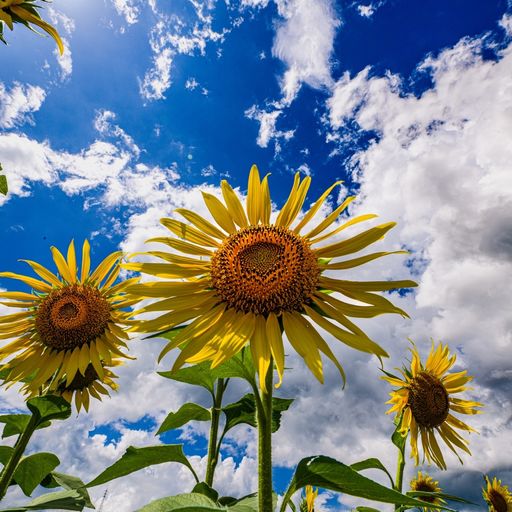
[305,196,356,239]
[221,180,249,228]
[250,315,271,392]
[175,208,227,239]
[66,240,77,283]
[19,260,61,287]
[81,240,91,282]
[266,313,284,388]
[160,218,219,247]
[89,251,122,285]
[202,192,236,233]
[0,271,52,292]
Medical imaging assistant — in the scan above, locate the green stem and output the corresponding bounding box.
[394,446,405,511]
[205,378,226,487]
[256,361,274,512]
[0,413,38,502]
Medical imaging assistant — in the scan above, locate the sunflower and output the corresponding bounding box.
[300,485,318,512]
[0,240,140,397]
[384,341,482,469]
[410,471,445,511]
[483,476,512,512]
[0,0,63,53]
[125,166,416,390]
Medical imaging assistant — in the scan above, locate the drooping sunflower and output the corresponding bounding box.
[410,471,445,511]
[125,166,416,389]
[483,476,512,512]
[0,0,63,53]
[0,240,140,398]
[384,341,482,470]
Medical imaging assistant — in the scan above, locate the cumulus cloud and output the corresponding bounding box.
[0,82,46,129]
[49,9,75,81]
[244,105,295,150]
[111,0,143,25]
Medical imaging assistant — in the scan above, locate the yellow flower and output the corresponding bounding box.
[0,0,64,54]
[384,341,482,469]
[410,471,445,511]
[125,166,416,389]
[305,485,318,512]
[483,476,512,512]
[0,240,139,397]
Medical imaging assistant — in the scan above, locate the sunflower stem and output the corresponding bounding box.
[0,412,38,502]
[205,378,226,487]
[256,361,274,512]
[394,446,405,510]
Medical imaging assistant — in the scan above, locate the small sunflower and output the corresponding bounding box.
[384,341,482,469]
[300,485,318,512]
[483,476,512,512]
[125,166,416,390]
[0,0,63,53]
[0,240,140,397]
[410,471,445,511]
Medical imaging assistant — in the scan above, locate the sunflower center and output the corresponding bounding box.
[414,481,437,503]
[36,285,111,351]
[489,490,508,512]
[408,371,450,428]
[59,364,98,392]
[210,225,319,315]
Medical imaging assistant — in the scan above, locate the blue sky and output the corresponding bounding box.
[1,1,511,510]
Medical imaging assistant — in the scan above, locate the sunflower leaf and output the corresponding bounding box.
[87,445,198,487]
[279,456,455,512]
[14,452,60,496]
[26,395,72,426]
[192,482,219,503]
[391,418,406,456]
[222,394,293,434]
[40,472,94,508]
[350,458,394,488]
[156,403,211,435]
[0,488,88,511]
[0,415,51,439]
[159,361,217,394]
[0,170,7,196]
[135,492,222,511]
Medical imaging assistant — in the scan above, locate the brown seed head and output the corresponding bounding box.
[408,371,450,428]
[489,489,509,512]
[59,363,98,392]
[36,284,111,351]
[210,225,319,315]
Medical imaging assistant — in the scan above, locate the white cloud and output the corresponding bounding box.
[272,0,340,105]
[111,0,142,25]
[185,77,199,90]
[49,9,75,81]
[0,82,46,129]
[244,105,295,150]
[357,4,375,17]
[140,47,174,101]
[499,13,512,36]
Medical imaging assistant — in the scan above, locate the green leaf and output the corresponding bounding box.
[210,348,255,382]
[0,446,14,466]
[87,445,197,487]
[192,482,219,503]
[26,395,71,426]
[409,490,474,505]
[14,453,60,496]
[350,458,394,488]
[280,456,452,511]
[391,417,406,456]
[0,488,87,511]
[0,174,7,196]
[223,394,293,434]
[159,361,217,394]
[355,508,382,512]
[40,472,93,508]
[0,414,51,438]
[157,403,211,435]
[135,493,222,511]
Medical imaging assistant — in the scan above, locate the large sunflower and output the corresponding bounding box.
[384,342,482,469]
[125,166,416,389]
[410,471,445,511]
[483,476,512,512]
[0,240,139,398]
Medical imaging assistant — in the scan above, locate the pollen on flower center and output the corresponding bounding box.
[489,490,508,512]
[408,371,450,428]
[36,285,111,351]
[210,225,319,315]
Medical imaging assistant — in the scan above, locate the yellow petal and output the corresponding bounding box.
[89,341,105,379]
[310,214,378,245]
[246,164,262,225]
[122,262,207,279]
[128,279,208,298]
[283,311,323,383]
[305,196,356,239]
[78,343,90,376]
[221,180,249,228]
[280,175,311,228]
[293,181,342,234]
[145,237,213,257]
[0,9,14,30]
[101,265,120,290]
[319,276,417,293]
[89,251,122,285]
[314,222,396,258]
[320,251,408,270]
[160,218,220,247]
[65,347,81,386]
[260,174,271,225]
[0,272,51,292]
[19,260,61,287]
[174,208,227,239]
[10,5,64,55]
[266,313,284,388]
[275,173,300,227]
[81,240,91,282]
[250,315,271,392]
[66,240,77,283]
[201,192,236,233]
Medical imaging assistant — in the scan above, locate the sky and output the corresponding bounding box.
[0,0,511,510]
